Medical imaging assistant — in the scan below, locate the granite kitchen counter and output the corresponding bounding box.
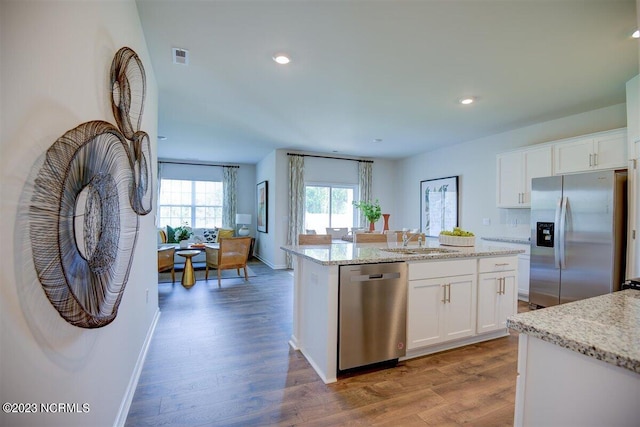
[281,239,524,266]
[508,289,640,374]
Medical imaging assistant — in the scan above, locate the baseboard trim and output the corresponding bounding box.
[113,308,161,427]
[254,254,287,270]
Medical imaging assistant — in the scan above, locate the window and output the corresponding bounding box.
[305,184,357,233]
[158,179,223,228]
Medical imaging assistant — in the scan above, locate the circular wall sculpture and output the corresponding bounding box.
[28,47,152,328]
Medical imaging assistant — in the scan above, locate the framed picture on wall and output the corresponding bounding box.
[420,176,458,237]
[257,180,268,233]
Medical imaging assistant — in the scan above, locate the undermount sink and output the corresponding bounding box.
[380,247,457,255]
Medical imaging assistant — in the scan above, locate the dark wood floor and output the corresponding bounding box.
[126,261,528,426]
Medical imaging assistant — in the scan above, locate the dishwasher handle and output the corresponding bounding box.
[350,272,402,282]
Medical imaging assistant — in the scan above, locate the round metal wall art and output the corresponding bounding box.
[28,47,152,328]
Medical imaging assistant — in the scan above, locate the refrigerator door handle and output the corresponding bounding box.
[554,197,562,268]
[559,196,568,269]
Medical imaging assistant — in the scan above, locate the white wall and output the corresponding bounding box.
[255,150,278,266]
[396,104,628,238]
[0,2,158,426]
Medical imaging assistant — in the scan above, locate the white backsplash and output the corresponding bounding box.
[481,209,531,239]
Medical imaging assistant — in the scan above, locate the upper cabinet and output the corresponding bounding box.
[553,128,627,175]
[497,128,628,208]
[496,146,552,208]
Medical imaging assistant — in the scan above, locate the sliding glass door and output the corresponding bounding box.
[305,184,357,233]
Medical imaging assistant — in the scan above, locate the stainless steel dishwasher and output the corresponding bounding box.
[338,262,407,371]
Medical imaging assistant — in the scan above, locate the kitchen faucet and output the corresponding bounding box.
[402,231,410,247]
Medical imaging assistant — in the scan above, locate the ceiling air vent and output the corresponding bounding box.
[172,48,189,66]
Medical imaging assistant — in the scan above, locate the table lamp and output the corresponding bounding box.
[236,214,252,236]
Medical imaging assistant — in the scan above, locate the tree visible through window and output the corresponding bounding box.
[305,184,356,233]
[159,179,222,228]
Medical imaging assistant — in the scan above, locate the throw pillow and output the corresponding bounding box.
[217,228,234,241]
[203,228,219,243]
[166,225,176,243]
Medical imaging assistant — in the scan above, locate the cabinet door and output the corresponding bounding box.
[554,138,592,174]
[477,271,517,334]
[497,274,517,329]
[497,151,523,207]
[517,255,530,300]
[593,131,627,170]
[442,274,476,341]
[407,278,444,349]
[477,272,501,333]
[522,146,553,206]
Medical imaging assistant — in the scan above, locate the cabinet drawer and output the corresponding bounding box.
[478,257,517,273]
[408,259,476,280]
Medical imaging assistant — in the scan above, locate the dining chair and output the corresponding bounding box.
[325,227,348,239]
[205,237,252,287]
[157,246,175,283]
[353,232,388,243]
[298,234,332,245]
[305,229,317,234]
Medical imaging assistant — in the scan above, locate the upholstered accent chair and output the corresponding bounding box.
[205,237,252,287]
[157,246,175,283]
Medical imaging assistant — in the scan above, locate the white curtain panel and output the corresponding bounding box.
[287,155,305,269]
[223,166,237,229]
[358,161,373,226]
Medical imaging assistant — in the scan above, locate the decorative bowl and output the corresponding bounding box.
[438,235,476,247]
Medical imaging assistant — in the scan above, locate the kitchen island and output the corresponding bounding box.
[507,290,640,426]
[281,239,524,383]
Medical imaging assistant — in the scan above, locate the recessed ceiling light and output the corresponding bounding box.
[273,54,291,65]
[459,97,475,105]
[632,30,640,39]
[158,135,167,141]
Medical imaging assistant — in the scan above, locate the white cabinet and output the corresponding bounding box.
[626,75,639,279]
[554,129,627,175]
[407,260,476,350]
[518,255,530,301]
[477,257,518,334]
[497,146,552,208]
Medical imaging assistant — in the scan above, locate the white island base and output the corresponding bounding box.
[287,246,521,384]
[288,256,340,383]
[514,335,640,426]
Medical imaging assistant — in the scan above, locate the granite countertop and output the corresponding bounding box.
[481,236,530,245]
[507,290,640,374]
[280,238,524,266]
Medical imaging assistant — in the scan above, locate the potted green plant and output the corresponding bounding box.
[352,199,382,231]
[173,222,194,248]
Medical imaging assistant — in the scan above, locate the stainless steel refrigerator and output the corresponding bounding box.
[529,170,627,308]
